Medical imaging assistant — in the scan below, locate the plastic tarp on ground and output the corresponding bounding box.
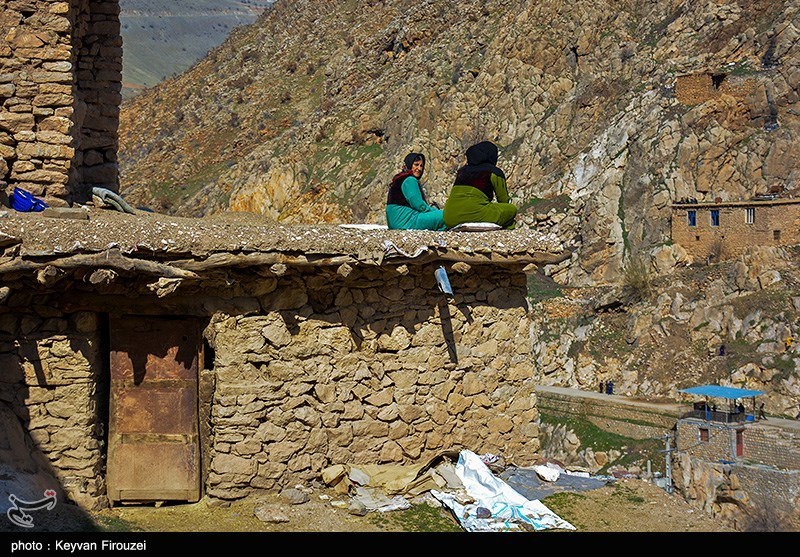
[431,450,576,532]
[679,385,764,399]
[500,466,610,502]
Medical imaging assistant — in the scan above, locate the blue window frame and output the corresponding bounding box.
[687,210,696,227]
[710,209,720,227]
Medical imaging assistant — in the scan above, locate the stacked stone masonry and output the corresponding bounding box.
[538,387,800,528]
[731,423,800,470]
[676,420,739,462]
[673,454,800,529]
[671,200,800,260]
[1,0,121,204]
[204,265,540,500]
[0,262,541,508]
[535,386,681,440]
[675,73,759,106]
[0,309,105,510]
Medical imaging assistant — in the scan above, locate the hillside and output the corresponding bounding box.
[118,0,800,413]
[119,0,800,283]
[119,0,273,98]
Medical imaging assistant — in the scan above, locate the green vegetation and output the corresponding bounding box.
[527,273,564,303]
[541,411,633,453]
[587,317,628,360]
[567,339,585,359]
[368,503,461,532]
[727,60,757,77]
[184,161,231,194]
[611,483,645,504]
[621,257,652,301]
[539,412,666,473]
[541,492,588,529]
[92,514,144,532]
[518,194,571,215]
[306,141,385,205]
[146,158,234,210]
[641,6,684,48]
[730,288,794,320]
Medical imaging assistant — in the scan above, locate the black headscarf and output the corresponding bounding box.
[403,152,425,171]
[465,141,498,167]
[453,141,506,199]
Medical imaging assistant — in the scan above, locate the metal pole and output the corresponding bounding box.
[665,434,674,495]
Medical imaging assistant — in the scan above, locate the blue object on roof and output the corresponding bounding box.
[10,187,48,212]
[679,384,764,399]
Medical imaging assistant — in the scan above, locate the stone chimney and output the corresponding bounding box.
[0,0,122,206]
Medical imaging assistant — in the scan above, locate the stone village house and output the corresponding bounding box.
[0,211,569,509]
[2,0,799,524]
[671,198,800,261]
[0,0,563,510]
[0,0,591,514]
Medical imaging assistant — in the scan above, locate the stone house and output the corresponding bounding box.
[672,396,800,528]
[671,198,800,261]
[533,385,800,529]
[0,211,568,510]
[1,0,122,206]
[674,72,759,108]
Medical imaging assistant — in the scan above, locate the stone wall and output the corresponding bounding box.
[675,74,716,105]
[538,387,800,530]
[535,385,683,440]
[675,73,759,107]
[734,423,800,471]
[0,307,106,510]
[671,200,800,260]
[677,418,800,467]
[676,419,738,462]
[0,262,540,507]
[0,0,121,205]
[205,264,540,500]
[673,453,800,530]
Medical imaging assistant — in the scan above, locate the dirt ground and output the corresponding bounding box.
[72,478,734,534]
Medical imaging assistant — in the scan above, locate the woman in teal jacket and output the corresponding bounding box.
[443,141,517,229]
[385,153,446,231]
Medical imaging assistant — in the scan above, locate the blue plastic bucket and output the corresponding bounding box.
[10,188,48,212]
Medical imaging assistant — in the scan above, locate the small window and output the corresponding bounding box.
[687,210,696,227]
[699,428,709,442]
[745,208,755,224]
[774,230,781,241]
[710,210,720,226]
[695,235,700,241]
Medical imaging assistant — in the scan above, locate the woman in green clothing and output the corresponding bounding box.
[385,152,446,231]
[442,141,517,229]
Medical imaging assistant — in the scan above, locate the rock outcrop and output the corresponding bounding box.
[119,0,800,287]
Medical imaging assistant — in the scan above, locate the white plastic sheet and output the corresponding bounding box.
[533,464,560,482]
[432,450,576,532]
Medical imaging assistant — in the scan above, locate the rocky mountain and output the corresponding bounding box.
[118,0,800,413]
[120,0,273,98]
[531,244,800,417]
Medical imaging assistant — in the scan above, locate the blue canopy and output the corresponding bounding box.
[679,384,764,400]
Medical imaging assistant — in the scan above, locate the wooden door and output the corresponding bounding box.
[107,316,202,504]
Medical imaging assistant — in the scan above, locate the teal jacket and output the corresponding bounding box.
[386,176,446,231]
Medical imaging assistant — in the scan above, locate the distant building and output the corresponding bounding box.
[671,198,800,261]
